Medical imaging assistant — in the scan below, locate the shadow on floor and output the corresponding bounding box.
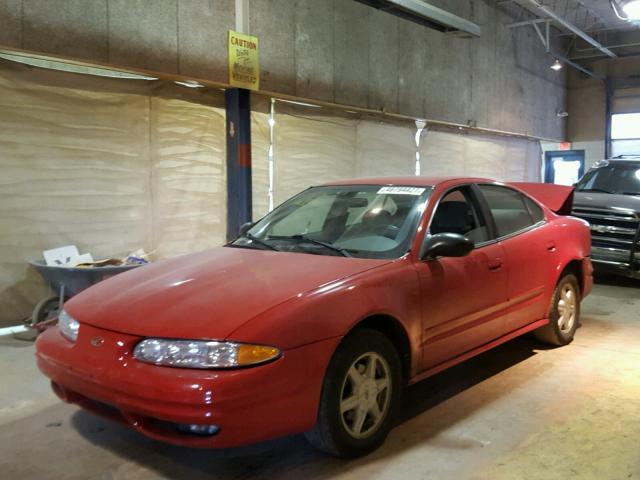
[68,336,546,479]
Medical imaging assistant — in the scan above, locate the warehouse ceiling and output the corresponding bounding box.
[497,0,640,71]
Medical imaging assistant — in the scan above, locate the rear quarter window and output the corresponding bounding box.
[523,195,545,224]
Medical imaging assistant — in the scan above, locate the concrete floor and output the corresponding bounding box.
[1,275,639,480]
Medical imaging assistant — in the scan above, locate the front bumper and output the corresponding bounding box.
[590,246,640,279]
[36,324,340,448]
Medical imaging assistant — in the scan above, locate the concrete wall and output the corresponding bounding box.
[0,0,567,140]
[567,68,606,169]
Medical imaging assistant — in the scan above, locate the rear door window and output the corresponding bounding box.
[478,185,536,237]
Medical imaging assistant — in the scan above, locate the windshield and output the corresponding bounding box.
[576,163,640,196]
[230,185,432,259]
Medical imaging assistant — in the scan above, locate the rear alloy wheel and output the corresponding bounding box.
[305,329,401,458]
[534,274,580,346]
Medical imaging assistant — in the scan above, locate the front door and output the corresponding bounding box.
[415,186,508,370]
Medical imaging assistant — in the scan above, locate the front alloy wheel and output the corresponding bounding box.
[305,329,401,458]
[340,352,392,439]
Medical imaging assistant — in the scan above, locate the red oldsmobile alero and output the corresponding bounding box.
[36,176,592,457]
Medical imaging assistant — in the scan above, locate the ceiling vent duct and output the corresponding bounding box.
[354,0,481,37]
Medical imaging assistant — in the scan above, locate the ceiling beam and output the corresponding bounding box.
[506,18,548,28]
[554,51,604,80]
[522,0,617,58]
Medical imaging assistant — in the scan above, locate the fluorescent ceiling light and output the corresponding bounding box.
[277,99,322,108]
[354,0,480,37]
[551,59,563,71]
[0,52,157,80]
[611,0,640,22]
[623,0,640,19]
[174,80,204,88]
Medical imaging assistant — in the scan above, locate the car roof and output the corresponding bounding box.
[320,176,494,187]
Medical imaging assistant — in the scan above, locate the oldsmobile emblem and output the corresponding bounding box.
[90,336,105,347]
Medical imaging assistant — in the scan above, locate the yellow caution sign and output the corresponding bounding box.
[228,30,259,90]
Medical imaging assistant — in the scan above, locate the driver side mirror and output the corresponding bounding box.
[420,233,474,260]
[239,221,254,236]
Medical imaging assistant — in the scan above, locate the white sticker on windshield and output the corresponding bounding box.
[377,186,426,196]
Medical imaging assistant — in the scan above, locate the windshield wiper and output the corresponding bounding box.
[239,233,280,251]
[577,188,615,194]
[268,235,352,257]
[618,191,640,196]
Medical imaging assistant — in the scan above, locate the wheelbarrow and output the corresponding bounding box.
[28,260,141,328]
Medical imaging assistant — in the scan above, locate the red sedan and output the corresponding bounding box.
[36,177,592,457]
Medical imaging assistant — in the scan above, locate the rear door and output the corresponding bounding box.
[477,184,554,333]
[416,185,508,370]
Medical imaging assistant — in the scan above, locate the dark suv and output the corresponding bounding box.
[572,156,640,279]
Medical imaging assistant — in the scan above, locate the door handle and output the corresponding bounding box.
[488,258,503,271]
[547,241,557,252]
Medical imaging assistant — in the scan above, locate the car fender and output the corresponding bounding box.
[545,215,593,297]
[227,258,422,376]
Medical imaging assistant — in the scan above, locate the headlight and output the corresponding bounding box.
[133,339,281,369]
[58,309,79,342]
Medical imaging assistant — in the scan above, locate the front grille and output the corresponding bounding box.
[572,206,640,270]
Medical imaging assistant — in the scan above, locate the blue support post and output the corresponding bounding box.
[225,88,252,242]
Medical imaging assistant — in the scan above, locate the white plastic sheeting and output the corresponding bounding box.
[273,110,356,206]
[151,97,226,258]
[0,60,226,324]
[420,128,542,182]
[355,119,415,178]
[267,103,540,211]
[271,103,417,205]
[251,110,271,220]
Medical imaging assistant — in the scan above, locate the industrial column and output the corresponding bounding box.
[225,88,252,242]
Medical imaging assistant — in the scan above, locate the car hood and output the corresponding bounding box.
[65,247,388,340]
[573,191,640,213]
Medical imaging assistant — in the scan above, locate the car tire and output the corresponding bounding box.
[305,328,402,458]
[534,274,581,346]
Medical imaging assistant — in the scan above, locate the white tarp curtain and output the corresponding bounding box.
[273,109,356,206]
[151,97,226,258]
[270,102,416,207]
[355,120,415,178]
[0,60,226,324]
[251,110,271,220]
[419,128,542,182]
[250,95,272,220]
